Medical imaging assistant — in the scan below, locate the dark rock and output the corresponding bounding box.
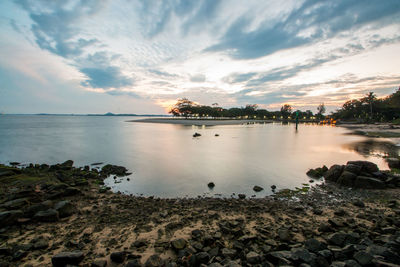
[347,161,379,173]
[61,160,74,168]
[291,247,316,264]
[305,238,326,252]
[386,158,400,169]
[344,164,362,175]
[271,185,276,190]
[91,259,107,267]
[324,165,344,182]
[277,228,291,242]
[208,182,215,189]
[353,251,373,266]
[266,251,293,265]
[25,200,53,217]
[306,166,328,178]
[145,254,163,267]
[33,238,49,250]
[101,164,128,176]
[34,209,59,222]
[354,176,385,189]
[111,251,126,263]
[51,251,84,267]
[125,259,142,267]
[171,238,187,250]
[352,200,365,208]
[246,251,261,264]
[238,194,246,199]
[1,198,29,210]
[0,210,23,226]
[193,133,201,137]
[221,248,236,258]
[54,201,76,218]
[253,185,263,192]
[330,261,346,267]
[337,171,357,187]
[327,232,347,246]
[344,259,361,267]
[334,209,347,216]
[194,252,210,265]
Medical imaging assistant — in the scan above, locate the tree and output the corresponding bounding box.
[317,103,326,119]
[361,92,376,119]
[280,104,292,119]
[169,98,197,118]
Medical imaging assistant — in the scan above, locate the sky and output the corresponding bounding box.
[0,0,400,114]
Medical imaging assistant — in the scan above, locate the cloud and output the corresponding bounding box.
[190,74,206,82]
[205,0,400,59]
[80,66,132,89]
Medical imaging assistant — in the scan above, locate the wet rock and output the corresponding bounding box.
[337,171,357,187]
[334,209,347,216]
[246,251,261,264]
[271,185,276,190]
[54,200,76,218]
[291,247,316,264]
[125,259,142,267]
[266,251,293,265]
[171,238,187,250]
[194,251,210,265]
[324,165,344,182]
[193,133,201,137]
[344,259,361,267]
[91,259,107,267]
[253,186,263,192]
[0,210,23,226]
[101,164,128,176]
[208,182,215,189]
[61,160,74,168]
[238,194,246,199]
[34,209,59,222]
[327,232,347,246]
[347,161,378,173]
[221,248,236,258]
[51,251,84,267]
[33,238,49,250]
[306,166,328,178]
[25,200,53,217]
[111,251,126,263]
[344,164,362,175]
[1,198,29,210]
[354,176,385,189]
[277,228,291,242]
[145,254,163,267]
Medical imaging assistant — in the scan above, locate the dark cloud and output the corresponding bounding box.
[80,67,133,89]
[205,0,400,59]
[222,72,257,84]
[148,69,179,78]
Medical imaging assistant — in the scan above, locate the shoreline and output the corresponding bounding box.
[1,161,400,266]
[129,118,274,126]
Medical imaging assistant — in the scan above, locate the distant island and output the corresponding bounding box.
[31,113,171,117]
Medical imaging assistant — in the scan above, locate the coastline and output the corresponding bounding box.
[129,118,273,126]
[1,161,400,266]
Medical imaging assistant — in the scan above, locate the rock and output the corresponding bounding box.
[91,259,107,267]
[33,209,59,222]
[344,259,361,267]
[171,238,187,250]
[125,259,142,267]
[386,158,400,169]
[327,232,347,246]
[291,247,316,264]
[347,161,378,173]
[305,238,326,252]
[61,160,74,168]
[334,209,347,216]
[253,185,263,192]
[101,164,128,176]
[1,198,29,210]
[337,171,357,187]
[238,194,246,199]
[193,133,201,137]
[324,165,344,182]
[215,134,219,137]
[25,200,53,217]
[194,252,210,265]
[353,251,373,266]
[266,251,293,265]
[246,251,261,264]
[354,176,385,189]
[0,210,23,226]
[145,254,163,267]
[33,238,49,250]
[51,251,84,267]
[352,200,365,208]
[221,248,236,258]
[344,164,362,175]
[277,228,291,242]
[208,182,215,189]
[110,251,126,263]
[54,200,76,218]
[271,185,276,190]
[306,166,328,178]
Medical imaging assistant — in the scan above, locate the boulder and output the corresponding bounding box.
[91,259,107,267]
[54,200,76,218]
[51,251,84,267]
[246,251,261,264]
[336,171,357,187]
[25,200,53,218]
[305,238,326,252]
[238,194,246,199]
[207,182,215,189]
[0,210,23,226]
[353,251,373,266]
[125,259,142,267]
[354,176,385,189]
[110,251,126,263]
[386,158,400,169]
[344,164,362,175]
[221,248,236,258]
[1,198,29,210]
[171,238,187,250]
[324,165,344,182]
[33,209,59,222]
[145,254,163,267]
[347,161,378,173]
[101,164,128,176]
[253,185,263,192]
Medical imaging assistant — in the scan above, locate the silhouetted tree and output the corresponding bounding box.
[280,104,292,119]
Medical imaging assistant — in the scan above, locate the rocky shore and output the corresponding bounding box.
[1,161,400,267]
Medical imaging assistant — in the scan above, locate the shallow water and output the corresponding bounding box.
[0,115,398,197]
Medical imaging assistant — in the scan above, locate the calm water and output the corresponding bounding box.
[0,115,398,197]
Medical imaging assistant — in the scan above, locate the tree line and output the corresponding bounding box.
[169,87,400,123]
